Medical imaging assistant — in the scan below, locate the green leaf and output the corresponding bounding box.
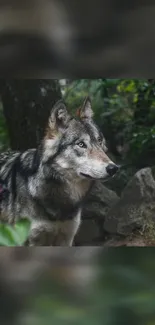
[14,219,31,245]
[0,219,31,246]
[0,224,17,246]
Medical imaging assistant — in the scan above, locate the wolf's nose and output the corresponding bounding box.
[106,163,119,176]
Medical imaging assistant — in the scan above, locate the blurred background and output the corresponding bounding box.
[0,1,155,77]
[0,247,155,325]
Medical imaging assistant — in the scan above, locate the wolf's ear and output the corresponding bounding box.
[49,100,71,132]
[77,97,94,120]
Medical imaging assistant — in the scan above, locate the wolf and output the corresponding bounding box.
[0,97,118,246]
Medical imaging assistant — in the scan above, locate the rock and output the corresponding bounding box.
[104,168,155,236]
[75,181,119,245]
[83,181,119,220]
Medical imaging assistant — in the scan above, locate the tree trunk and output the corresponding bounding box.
[0,79,62,151]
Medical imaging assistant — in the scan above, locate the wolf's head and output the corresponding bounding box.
[43,97,119,181]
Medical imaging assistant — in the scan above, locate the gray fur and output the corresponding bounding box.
[0,97,118,246]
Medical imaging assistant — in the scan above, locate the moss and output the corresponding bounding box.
[137,217,155,244]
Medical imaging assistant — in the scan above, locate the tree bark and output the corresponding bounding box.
[0,79,62,151]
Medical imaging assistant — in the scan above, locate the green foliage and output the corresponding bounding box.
[0,219,31,246]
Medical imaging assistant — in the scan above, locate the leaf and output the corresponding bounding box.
[0,224,17,246]
[0,219,31,246]
[14,219,31,245]
[133,94,138,103]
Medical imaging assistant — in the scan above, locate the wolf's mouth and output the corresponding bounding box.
[80,173,110,180]
[80,172,112,181]
[80,173,94,179]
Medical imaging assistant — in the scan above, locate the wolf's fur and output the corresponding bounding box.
[0,97,118,246]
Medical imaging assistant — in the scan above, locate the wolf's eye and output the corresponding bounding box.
[98,137,102,145]
[78,141,87,148]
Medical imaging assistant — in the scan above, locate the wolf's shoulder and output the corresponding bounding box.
[0,148,40,180]
[0,150,20,167]
[0,149,37,166]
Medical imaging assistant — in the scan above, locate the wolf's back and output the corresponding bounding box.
[0,150,20,179]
